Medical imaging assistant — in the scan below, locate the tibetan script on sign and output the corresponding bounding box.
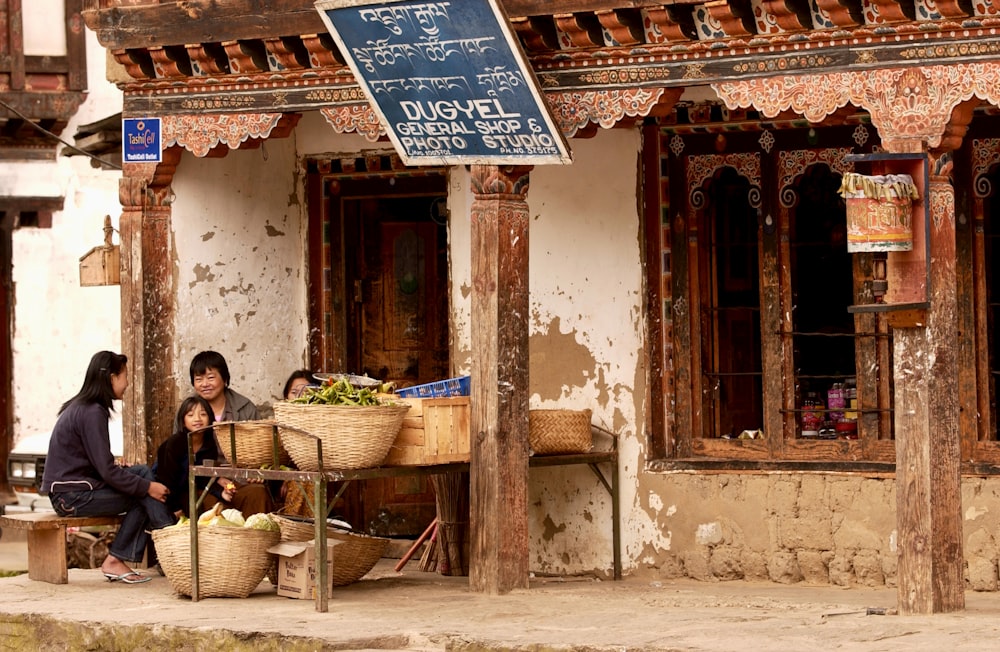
[314,0,572,166]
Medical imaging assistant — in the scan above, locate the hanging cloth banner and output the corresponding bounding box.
[315,0,573,166]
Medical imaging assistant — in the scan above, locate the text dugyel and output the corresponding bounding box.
[340,1,562,159]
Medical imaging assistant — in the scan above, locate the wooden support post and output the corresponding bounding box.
[894,157,964,614]
[119,154,180,463]
[468,165,532,594]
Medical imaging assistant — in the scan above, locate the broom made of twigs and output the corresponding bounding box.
[430,471,469,576]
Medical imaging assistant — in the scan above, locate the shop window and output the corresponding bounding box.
[985,166,1000,438]
[700,167,762,439]
[649,126,898,467]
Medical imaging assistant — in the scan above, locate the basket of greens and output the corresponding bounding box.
[273,377,408,471]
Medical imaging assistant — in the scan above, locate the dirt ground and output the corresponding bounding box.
[2,542,1000,652]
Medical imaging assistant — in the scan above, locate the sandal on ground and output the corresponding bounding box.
[103,571,152,584]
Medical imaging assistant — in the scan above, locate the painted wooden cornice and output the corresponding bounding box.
[83,0,1000,141]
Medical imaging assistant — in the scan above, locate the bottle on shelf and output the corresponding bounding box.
[828,382,845,422]
[843,378,858,420]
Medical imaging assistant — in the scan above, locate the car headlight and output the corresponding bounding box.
[22,462,36,479]
[9,461,23,478]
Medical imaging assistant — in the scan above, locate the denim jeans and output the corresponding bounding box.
[50,464,175,564]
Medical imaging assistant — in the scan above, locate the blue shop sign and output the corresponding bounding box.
[315,0,571,166]
[122,117,162,164]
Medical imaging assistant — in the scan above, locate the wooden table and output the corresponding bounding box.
[188,425,619,612]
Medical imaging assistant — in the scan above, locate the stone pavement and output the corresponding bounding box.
[1,533,999,651]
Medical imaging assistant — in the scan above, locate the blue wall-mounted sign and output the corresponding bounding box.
[122,118,162,164]
[315,0,572,166]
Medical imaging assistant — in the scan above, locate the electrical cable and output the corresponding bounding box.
[0,98,123,170]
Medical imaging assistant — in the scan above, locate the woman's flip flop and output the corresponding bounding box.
[103,571,152,584]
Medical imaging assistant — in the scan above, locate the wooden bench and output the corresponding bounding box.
[0,512,123,584]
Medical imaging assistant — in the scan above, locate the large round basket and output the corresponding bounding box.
[529,409,593,455]
[213,420,291,468]
[273,514,389,586]
[152,524,280,598]
[273,401,410,470]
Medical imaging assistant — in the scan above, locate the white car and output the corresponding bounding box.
[5,409,124,516]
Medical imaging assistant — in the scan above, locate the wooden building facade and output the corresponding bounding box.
[82,0,1000,611]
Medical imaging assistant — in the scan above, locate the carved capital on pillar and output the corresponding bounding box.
[320,105,385,142]
[714,62,1000,150]
[161,113,292,157]
[120,148,181,208]
[547,87,676,136]
[471,165,532,199]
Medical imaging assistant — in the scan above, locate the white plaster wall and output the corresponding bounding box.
[294,112,388,158]
[170,140,306,413]
[23,0,67,56]
[447,129,649,576]
[9,28,122,442]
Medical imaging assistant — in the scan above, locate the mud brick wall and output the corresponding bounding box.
[636,473,1000,590]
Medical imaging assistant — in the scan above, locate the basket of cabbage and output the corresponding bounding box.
[152,504,281,598]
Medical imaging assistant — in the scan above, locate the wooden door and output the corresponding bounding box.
[307,165,448,536]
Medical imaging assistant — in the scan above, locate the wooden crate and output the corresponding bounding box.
[384,397,470,466]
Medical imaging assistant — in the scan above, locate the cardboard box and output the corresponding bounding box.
[268,539,343,600]
[383,396,470,466]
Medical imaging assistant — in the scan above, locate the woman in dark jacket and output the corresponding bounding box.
[40,350,175,584]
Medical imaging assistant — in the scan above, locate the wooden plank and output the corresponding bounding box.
[66,0,87,90]
[0,513,122,530]
[27,528,67,584]
[82,0,673,50]
[469,165,531,594]
[8,0,22,91]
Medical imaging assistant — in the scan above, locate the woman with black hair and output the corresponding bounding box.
[40,350,175,584]
[154,395,272,519]
[282,368,316,400]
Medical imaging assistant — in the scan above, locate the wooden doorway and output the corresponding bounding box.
[306,158,448,536]
[0,213,10,500]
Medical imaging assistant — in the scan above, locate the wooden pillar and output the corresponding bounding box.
[468,164,531,594]
[886,107,972,614]
[118,152,180,464]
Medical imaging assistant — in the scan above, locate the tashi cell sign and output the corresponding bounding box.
[314,0,572,166]
[121,117,162,164]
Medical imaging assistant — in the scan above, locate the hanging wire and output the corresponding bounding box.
[0,98,123,171]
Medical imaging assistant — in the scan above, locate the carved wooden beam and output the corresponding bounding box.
[301,33,342,68]
[706,0,754,37]
[759,0,812,32]
[509,16,559,53]
[264,36,309,71]
[595,9,643,46]
[148,46,191,78]
[82,0,674,50]
[223,40,269,75]
[642,6,696,43]
[554,12,605,47]
[865,0,913,24]
[813,0,864,28]
[185,43,229,76]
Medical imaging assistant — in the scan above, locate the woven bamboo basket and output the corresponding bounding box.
[214,420,291,468]
[272,514,390,586]
[152,524,280,598]
[529,409,593,455]
[273,401,410,470]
